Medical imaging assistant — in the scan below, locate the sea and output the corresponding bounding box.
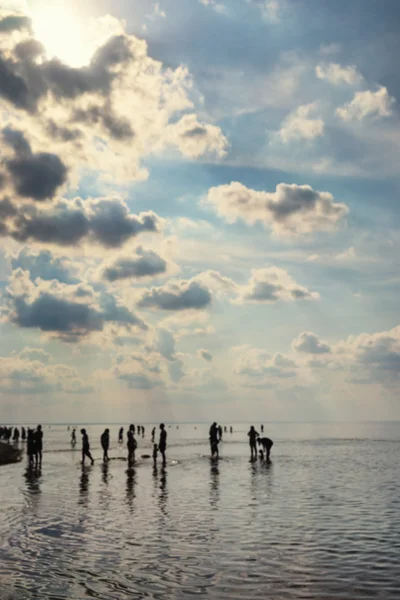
[0,421,399,600]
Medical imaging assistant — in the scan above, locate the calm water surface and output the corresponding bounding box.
[0,422,400,599]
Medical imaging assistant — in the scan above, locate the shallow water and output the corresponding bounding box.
[1,422,400,599]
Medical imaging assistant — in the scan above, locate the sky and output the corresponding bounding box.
[0,0,400,424]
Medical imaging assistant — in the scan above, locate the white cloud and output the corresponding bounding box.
[233,345,297,381]
[199,0,227,14]
[234,267,320,304]
[315,63,363,86]
[292,331,331,354]
[335,246,356,261]
[279,103,324,143]
[204,182,348,236]
[336,87,394,121]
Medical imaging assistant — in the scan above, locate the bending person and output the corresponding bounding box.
[257,437,273,461]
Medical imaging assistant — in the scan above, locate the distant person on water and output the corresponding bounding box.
[260,424,264,433]
[159,423,167,465]
[257,437,273,461]
[27,429,35,466]
[151,427,156,442]
[101,428,110,462]
[81,429,94,465]
[142,426,145,437]
[118,427,124,443]
[127,424,137,464]
[21,426,26,441]
[34,425,43,467]
[247,426,259,459]
[209,422,219,455]
[230,426,233,434]
[71,428,76,445]
[13,427,20,442]
[137,425,141,435]
[218,425,223,441]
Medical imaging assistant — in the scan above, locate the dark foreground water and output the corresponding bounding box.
[0,422,400,600]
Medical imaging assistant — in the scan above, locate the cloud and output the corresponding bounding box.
[233,345,297,381]
[0,15,227,185]
[10,247,79,283]
[102,246,167,281]
[137,277,212,311]
[279,103,324,142]
[235,267,319,304]
[335,246,356,261]
[154,328,177,361]
[110,353,164,389]
[315,63,363,86]
[0,348,92,395]
[2,128,68,200]
[199,0,227,14]
[0,14,31,32]
[3,269,146,341]
[6,196,163,248]
[204,182,348,236]
[292,331,331,354]
[198,349,213,362]
[336,87,394,121]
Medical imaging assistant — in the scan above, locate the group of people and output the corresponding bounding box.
[79,423,168,466]
[0,425,43,467]
[209,422,273,461]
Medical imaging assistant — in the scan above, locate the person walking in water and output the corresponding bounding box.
[27,429,35,467]
[257,437,273,461]
[118,427,124,443]
[247,425,259,460]
[101,428,110,462]
[159,423,167,465]
[34,425,43,467]
[71,428,76,445]
[127,424,137,465]
[81,429,94,465]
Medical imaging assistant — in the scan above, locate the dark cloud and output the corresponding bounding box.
[73,104,134,140]
[198,349,213,362]
[117,371,162,389]
[14,39,44,61]
[3,128,68,200]
[138,279,212,311]
[8,197,162,248]
[103,246,167,281]
[10,248,79,284]
[0,15,31,33]
[100,293,147,330]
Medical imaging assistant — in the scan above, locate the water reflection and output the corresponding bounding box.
[209,459,220,509]
[101,461,109,485]
[159,466,168,516]
[79,465,90,507]
[125,467,136,512]
[24,466,42,495]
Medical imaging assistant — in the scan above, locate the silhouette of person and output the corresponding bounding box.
[21,426,26,441]
[81,428,94,465]
[137,425,141,435]
[153,443,158,464]
[159,423,167,465]
[230,426,233,434]
[101,428,110,462]
[34,425,43,467]
[27,428,36,467]
[71,428,76,445]
[151,427,156,442]
[209,422,218,455]
[118,427,124,443]
[224,426,227,433]
[260,424,264,433]
[211,438,219,459]
[247,425,259,459]
[257,437,273,461]
[13,427,20,442]
[142,426,145,438]
[127,424,137,464]
[218,425,223,441]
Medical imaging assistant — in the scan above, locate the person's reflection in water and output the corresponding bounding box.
[102,460,109,485]
[125,467,136,512]
[79,465,90,507]
[24,465,42,495]
[209,459,220,509]
[159,465,168,517]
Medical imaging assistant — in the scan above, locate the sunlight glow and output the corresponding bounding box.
[31,3,96,67]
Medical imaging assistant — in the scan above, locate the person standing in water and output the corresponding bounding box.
[159,423,167,465]
[260,424,264,433]
[218,425,223,441]
[118,427,124,443]
[127,424,137,464]
[101,428,110,462]
[247,425,259,460]
[34,425,43,467]
[209,422,218,455]
[21,426,26,441]
[151,427,156,442]
[71,428,76,445]
[81,429,94,465]
[27,429,35,467]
